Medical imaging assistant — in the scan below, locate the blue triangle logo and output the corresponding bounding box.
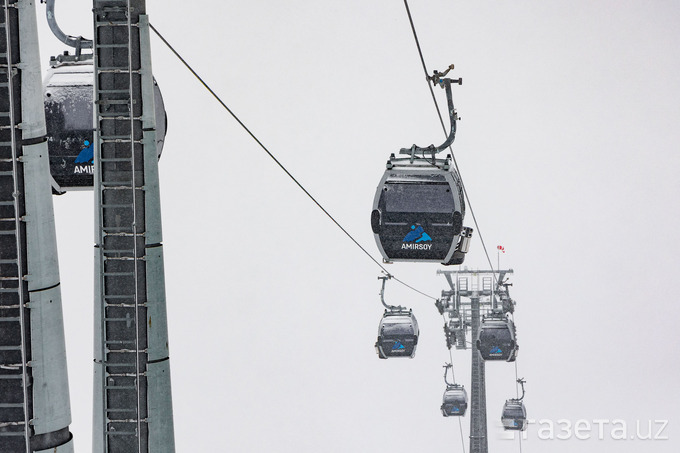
[75,140,94,164]
[392,340,406,350]
[403,225,432,243]
[416,232,432,243]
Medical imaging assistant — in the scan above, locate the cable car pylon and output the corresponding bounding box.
[0,1,74,451]
[437,268,518,453]
[91,1,175,451]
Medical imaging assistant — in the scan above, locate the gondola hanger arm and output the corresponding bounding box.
[379,275,405,311]
[443,362,454,386]
[43,0,93,55]
[429,64,459,86]
[399,65,461,158]
[517,377,526,401]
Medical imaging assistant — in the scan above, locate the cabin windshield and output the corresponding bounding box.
[483,326,512,342]
[382,322,413,336]
[446,392,465,402]
[384,183,454,213]
[45,85,93,131]
[504,405,525,418]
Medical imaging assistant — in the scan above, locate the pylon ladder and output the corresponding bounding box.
[93,1,148,451]
[0,1,31,451]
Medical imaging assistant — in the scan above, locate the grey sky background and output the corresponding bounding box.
[36,1,679,452]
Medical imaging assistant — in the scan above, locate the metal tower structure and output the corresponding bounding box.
[91,1,175,451]
[437,268,515,453]
[0,1,74,451]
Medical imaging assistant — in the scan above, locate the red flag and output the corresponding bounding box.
[497,245,505,253]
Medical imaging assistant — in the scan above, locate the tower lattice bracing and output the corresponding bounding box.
[91,1,175,451]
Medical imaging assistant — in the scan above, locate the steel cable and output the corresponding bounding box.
[148,23,439,302]
[403,3,514,452]
[446,345,467,453]
[403,0,498,286]
[512,312,524,452]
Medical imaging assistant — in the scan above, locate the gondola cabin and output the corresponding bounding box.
[371,155,472,265]
[501,399,527,431]
[43,55,166,193]
[441,384,468,417]
[476,318,518,362]
[375,309,419,359]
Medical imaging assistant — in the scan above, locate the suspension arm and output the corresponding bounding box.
[45,0,92,51]
[399,77,460,157]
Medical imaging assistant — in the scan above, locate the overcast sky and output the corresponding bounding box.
[37,1,679,452]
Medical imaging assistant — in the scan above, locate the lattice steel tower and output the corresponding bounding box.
[437,269,515,453]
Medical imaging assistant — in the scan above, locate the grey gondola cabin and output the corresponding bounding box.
[476,317,518,362]
[501,400,527,431]
[441,384,468,417]
[375,310,419,359]
[43,55,166,193]
[371,155,472,265]
[371,71,472,265]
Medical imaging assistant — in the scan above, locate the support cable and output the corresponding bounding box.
[512,312,524,453]
[447,334,456,382]
[403,0,498,285]
[511,313,521,396]
[402,5,511,452]
[148,24,438,302]
[445,316,467,453]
